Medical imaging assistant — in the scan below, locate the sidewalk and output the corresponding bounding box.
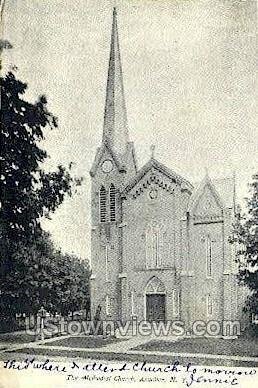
[2,340,258,365]
[100,333,179,353]
[1,332,258,365]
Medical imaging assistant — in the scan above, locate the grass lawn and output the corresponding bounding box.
[0,331,61,344]
[45,335,126,348]
[0,332,39,344]
[132,337,258,357]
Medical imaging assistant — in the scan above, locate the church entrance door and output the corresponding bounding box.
[146,294,165,322]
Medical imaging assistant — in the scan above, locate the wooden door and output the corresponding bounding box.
[146,294,165,322]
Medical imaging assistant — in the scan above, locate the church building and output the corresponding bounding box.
[90,8,245,329]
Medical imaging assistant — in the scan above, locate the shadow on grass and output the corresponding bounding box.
[132,337,258,358]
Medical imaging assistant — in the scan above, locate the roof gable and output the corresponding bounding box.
[213,177,235,209]
[122,158,193,195]
[90,141,125,177]
[187,174,225,215]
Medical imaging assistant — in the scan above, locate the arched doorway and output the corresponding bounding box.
[145,277,166,322]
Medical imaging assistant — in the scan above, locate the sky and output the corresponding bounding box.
[2,0,257,259]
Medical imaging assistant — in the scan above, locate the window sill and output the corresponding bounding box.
[135,267,175,272]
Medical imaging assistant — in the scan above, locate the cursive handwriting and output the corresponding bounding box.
[2,358,257,387]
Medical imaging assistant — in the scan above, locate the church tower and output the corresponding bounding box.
[90,8,137,321]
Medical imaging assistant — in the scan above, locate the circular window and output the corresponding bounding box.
[149,189,158,199]
[102,160,113,173]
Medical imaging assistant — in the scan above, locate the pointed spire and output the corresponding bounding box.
[102,7,129,156]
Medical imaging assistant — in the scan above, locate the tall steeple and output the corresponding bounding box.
[102,7,129,156]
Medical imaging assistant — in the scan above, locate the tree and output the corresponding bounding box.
[0,70,83,327]
[59,253,91,317]
[1,71,81,246]
[0,232,90,331]
[232,173,258,316]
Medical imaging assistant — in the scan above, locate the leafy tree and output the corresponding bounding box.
[232,173,258,316]
[1,71,81,246]
[0,39,12,53]
[59,253,91,317]
[0,232,90,318]
[0,70,84,327]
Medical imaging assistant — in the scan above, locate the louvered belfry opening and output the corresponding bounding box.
[109,184,116,222]
[99,186,107,223]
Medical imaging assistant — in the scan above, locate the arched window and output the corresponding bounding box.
[105,295,111,316]
[206,234,212,277]
[109,184,116,222]
[131,290,135,316]
[153,226,159,266]
[146,224,162,268]
[145,277,165,294]
[99,186,107,223]
[207,294,213,316]
[173,290,180,317]
[105,244,110,281]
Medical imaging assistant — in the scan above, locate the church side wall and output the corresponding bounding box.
[188,220,225,323]
[121,173,190,322]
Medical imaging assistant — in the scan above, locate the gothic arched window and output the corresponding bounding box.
[145,276,165,294]
[206,234,212,277]
[146,224,162,268]
[173,290,180,317]
[105,295,111,316]
[207,294,213,317]
[109,184,116,222]
[131,290,135,316]
[99,186,107,223]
